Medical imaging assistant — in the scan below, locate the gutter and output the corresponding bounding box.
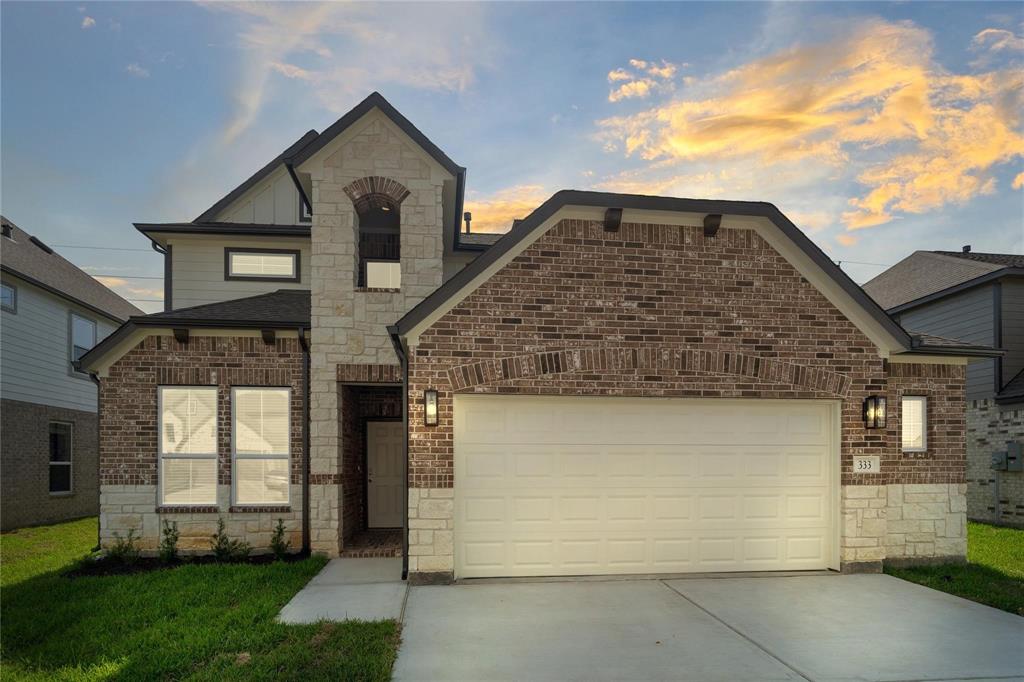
[387,324,410,581]
[88,372,103,553]
[297,326,311,555]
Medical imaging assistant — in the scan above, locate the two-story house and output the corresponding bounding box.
[864,249,1023,527]
[80,93,998,582]
[1,216,142,530]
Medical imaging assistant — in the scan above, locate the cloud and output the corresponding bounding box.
[463,185,550,233]
[607,59,681,102]
[835,233,859,247]
[81,16,95,29]
[93,276,163,302]
[973,28,1024,52]
[202,2,495,144]
[596,19,1024,233]
[124,63,150,78]
[1012,172,1024,190]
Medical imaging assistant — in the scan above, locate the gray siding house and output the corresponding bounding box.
[864,249,1024,526]
[1,216,142,530]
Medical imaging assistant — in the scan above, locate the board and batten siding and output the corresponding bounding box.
[217,165,303,225]
[1001,277,1024,385]
[896,283,995,400]
[0,275,116,412]
[168,235,311,309]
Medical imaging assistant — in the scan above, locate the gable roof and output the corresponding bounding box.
[862,250,1023,311]
[139,289,310,327]
[391,190,919,352]
[1,216,143,322]
[286,92,464,176]
[77,289,310,374]
[193,130,319,224]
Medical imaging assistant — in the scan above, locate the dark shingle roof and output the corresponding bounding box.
[1,216,143,322]
[998,368,1024,403]
[141,289,310,326]
[457,232,503,247]
[934,251,1024,268]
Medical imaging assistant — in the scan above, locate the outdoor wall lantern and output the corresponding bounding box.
[424,389,439,427]
[863,395,886,429]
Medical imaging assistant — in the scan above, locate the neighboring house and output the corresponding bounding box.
[864,249,1024,527]
[1,216,142,530]
[79,92,997,582]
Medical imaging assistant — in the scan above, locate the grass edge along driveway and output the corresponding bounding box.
[1,517,400,681]
[886,521,1024,616]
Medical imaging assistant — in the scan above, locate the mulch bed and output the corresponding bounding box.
[65,551,310,578]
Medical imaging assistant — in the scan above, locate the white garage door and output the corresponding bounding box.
[455,396,838,578]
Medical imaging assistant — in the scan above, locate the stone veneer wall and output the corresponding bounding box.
[1,399,99,531]
[306,112,449,555]
[966,399,1024,527]
[98,335,305,552]
[405,218,966,580]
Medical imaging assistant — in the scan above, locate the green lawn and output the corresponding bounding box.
[1,517,399,681]
[886,521,1024,615]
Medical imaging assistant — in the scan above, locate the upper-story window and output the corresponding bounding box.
[356,194,401,289]
[1,282,16,313]
[225,248,300,282]
[69,313,96,373]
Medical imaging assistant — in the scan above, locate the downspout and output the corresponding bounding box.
[88,372,102,552]
[387,325,410,581]
[149,241,171,312]
[297,326,311,555]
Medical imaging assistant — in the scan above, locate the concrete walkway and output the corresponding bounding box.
[277,558,406,623]
[395,573,1024,681]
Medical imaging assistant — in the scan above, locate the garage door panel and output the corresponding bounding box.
[455,396,836,578]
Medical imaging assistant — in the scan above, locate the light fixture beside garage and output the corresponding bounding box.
[424,389,439,426]
[863,395,887,429]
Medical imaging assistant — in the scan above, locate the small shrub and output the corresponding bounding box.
[158,520,179,563]
[270,518,290,560]
[108,528,140,566]
[210,517,251,562]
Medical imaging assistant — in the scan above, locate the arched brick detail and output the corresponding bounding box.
[447,346,853,398]
[341,176,411,206]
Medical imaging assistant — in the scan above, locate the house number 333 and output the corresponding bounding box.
[855,456,880,473]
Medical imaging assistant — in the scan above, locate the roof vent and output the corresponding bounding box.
[29,236,53,254]
[463,211,472,233]
[962,245,971,253]
[1,223,12,240]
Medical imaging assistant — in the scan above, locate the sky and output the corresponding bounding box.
[2,1,1022,314]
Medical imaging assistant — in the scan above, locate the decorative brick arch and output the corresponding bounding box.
[447,346,853,398]
[341,176,411,207]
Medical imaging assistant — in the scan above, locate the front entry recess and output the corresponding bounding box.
[367,421,404,528]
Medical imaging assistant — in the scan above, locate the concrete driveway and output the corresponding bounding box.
[394,574,1024,681]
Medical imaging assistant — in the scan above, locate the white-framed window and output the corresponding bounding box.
[232,387,290,505]
[49,422,73,494]
[901,395,927,452]
[225,249,299,281]
[69,313,97,374]
[159,387,218,505]
[1,282,16,313]
[364,260,402,289]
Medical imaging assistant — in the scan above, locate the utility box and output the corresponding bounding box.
[1007,442,1022,472]
[992,450,1007,471]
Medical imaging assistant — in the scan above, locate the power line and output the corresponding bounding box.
[835,259,894,268]
[90,272,163,278]
[51,244,155,252]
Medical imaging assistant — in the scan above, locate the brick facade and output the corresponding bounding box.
[1,398,99,531]
[967,399,1024,526]
[97,335,305,551]
[405,218,968,578]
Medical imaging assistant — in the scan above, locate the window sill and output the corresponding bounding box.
[49,491,74,498]
[157,505,219,514]
[230,505,291,514]
[355,287,401,294]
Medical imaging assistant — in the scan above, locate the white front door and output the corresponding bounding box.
[368,420,404,528]
[455,395,839,578]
